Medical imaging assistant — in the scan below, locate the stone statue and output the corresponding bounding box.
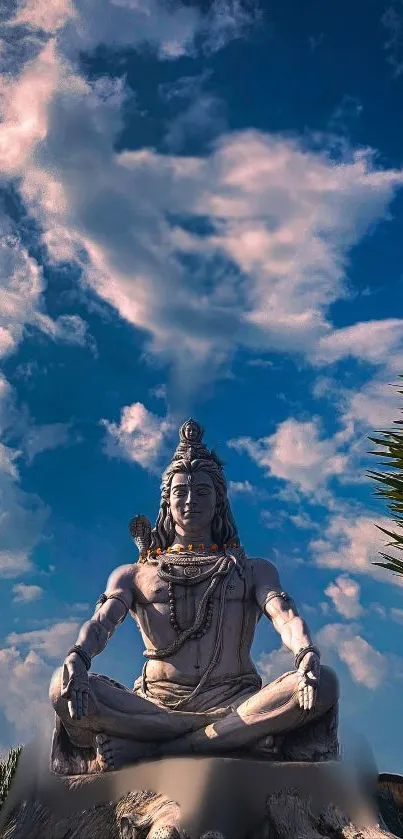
[49,419,339,780]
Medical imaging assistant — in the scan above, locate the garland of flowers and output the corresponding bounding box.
[142,540,239,562]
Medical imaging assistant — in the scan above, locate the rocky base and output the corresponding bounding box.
[0,757,401,839]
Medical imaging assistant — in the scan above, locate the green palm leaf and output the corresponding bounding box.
[367,376,403,577]
[0,746,22,811]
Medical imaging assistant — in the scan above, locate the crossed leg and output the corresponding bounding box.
[49,665,339,769]
[156,665,339,757]
[49,667,231,768]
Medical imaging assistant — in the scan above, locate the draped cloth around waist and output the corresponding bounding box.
[133,670,263,714]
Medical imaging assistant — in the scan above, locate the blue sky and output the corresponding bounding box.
[1,0,403,773]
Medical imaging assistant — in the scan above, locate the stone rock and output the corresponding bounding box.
[0,756,400,839]
[377,773,403,838]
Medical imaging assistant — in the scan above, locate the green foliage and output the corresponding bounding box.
[367,375,403,576]
[0,746,22,811]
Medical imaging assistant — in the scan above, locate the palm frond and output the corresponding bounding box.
[367,380,403,577]
[0,746,22,811]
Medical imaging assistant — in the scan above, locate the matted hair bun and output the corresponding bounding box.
[171,419,224,470]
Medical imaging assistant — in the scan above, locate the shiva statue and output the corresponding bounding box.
[49,419,339,777]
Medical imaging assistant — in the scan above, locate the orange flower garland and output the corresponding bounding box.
[146,539,239,559]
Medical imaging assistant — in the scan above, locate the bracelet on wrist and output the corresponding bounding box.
[67,645,91,671]
[294,645,320,670]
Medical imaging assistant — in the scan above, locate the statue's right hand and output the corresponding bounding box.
[61,654,90,720]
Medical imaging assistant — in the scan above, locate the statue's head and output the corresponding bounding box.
[149,419,238,552]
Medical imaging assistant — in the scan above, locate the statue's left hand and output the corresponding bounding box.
[60,654,91,721]
[297,651,320,712]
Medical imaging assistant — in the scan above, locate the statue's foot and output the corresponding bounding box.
[96,732,149,771]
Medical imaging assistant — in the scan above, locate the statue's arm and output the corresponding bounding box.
[69,564,135,667]
[251,558,314,657]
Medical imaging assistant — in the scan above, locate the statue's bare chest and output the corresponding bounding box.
[133,560,250,607]
[131,557,261,666]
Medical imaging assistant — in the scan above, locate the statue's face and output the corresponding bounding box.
[170,470,217,536]
[185,424,198,441]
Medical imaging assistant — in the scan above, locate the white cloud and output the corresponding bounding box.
[70,601,91,614]
[8,0,259,58]
[201,0,262,54]
[390,607,403,625]
[246,358,274,367]
[0,456,49,578]
[370,602,387,619]
[324,575,364,619]
[0,42,91,359]
[228,417,348,493]
[164,92,226,152]
[0,374,81,581]
[228,480,255,495]
[310,513,403,585]
[0,614,110,744]
[6,620,79,659]
[0,186,86,585]
[254,619,382,689]
[0,647,54,745]
[36,312,92,349]
[0,60,91,584]
[340,377,403,430]
[0,39,63,176]
[0,551,32,578]
[0,222,45,360]
[11,0,76,33]
[288,511,320,530]
[1,1,403,408]
[0,442,20,480]
[0,381,50,579]
[260,509,280,529]
[159,67,225,151]
[22,422,72,464]
[149,384,168,401]
[382,4,403,78]
[315,319,403,370]
[12,583,44,603]
[0,217,90,361]
[317,623,387,689]
[101,402,172,472]
[256,645,295,685]
[311,369,403,498]
[10,63,403,400]
[0,375,16,434]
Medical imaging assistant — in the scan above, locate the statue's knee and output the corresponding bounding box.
[319,665,340,709]
[49,666,64,713]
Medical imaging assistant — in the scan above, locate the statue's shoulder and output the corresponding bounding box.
[106,563,137,592]
[249,557,281,587]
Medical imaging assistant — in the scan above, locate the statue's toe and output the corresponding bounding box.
[95,732,115,771]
